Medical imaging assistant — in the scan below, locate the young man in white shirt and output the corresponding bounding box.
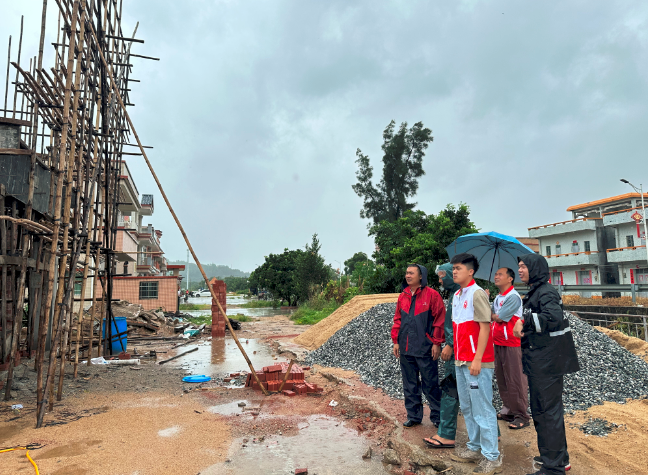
[449,253,502,475]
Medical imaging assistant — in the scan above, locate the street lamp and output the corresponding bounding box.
[620,179,648,267]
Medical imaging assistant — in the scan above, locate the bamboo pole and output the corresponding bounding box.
[37,0,81,428]
[73,207,93,378]
[86,21,269,396]
[55,3,88,401]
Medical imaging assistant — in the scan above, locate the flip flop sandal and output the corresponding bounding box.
[508,418,530,430]
[423,437,455,449]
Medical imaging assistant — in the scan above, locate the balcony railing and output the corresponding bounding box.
[528,217,601,231]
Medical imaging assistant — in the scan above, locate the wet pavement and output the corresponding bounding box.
[203,415,390,475]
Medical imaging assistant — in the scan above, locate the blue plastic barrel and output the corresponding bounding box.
[102,317,128,353]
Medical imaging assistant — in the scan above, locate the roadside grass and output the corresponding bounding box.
[230,314,256,322]
[291,298,340,325]
[185,315,211,325]
[179,303,211,310]
[240,300,281,309]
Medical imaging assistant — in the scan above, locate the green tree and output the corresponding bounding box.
[367,204,479,292]
[222,276,249,293]
[250,249,303,305]
[295,234,330,302]
[352,120,433,225]
[351,260,375,292]
[344,252,371,275]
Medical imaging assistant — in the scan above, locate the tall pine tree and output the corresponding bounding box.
[352,120,433,225]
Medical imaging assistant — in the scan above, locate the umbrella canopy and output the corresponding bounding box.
[445,231,535,283]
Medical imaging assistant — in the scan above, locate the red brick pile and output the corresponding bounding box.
[244,363,322,396]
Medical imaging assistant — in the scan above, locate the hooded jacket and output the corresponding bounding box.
[437,263,460,349]
[391,264,446,357]
[518,253,580,377]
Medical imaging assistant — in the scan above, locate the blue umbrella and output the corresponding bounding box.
[445,231,535,283]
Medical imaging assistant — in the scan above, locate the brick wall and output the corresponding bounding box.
[112,276,180,312]
[211,278,227,337]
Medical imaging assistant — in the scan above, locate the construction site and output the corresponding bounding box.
[2,2,648,475]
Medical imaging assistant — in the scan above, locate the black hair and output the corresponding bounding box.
[505,268,515,282]
[450,253,480,274]
[407,264,422,276]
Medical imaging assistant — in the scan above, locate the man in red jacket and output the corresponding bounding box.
[392,264,446,427]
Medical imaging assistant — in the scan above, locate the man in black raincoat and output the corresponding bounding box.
[513,254,580,475]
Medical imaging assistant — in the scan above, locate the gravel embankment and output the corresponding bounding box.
[307,303,648,412]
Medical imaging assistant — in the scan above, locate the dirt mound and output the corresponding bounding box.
[293,294,399,350]
[595,326,648,363]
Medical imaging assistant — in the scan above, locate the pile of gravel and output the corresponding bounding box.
[569,417,626,437]
[307,303,648,412]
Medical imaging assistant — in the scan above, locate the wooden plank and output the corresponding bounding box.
[0,148,32,155]
[0,117,31,127]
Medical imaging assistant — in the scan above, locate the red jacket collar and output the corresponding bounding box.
[500,285,514,296]
[460,279,476,290]
[405,285,423,296]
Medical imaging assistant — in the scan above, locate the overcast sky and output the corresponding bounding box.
[3,1,648,272]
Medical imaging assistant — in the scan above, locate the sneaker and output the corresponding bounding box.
[403,419,421,428]
[533,456,571,471]
[473,455,503,474]
[450,446,482,464]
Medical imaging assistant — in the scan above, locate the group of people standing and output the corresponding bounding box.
[391,252,579,475]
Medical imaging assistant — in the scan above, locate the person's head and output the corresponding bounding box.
[405,264,422,288]
[494,267,515,291]
[436,262,458,292]
[518,260,529,284]
[450,253,479,287]
[518,253,549,285]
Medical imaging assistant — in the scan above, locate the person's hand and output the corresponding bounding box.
[469,358,482,376]
[494,316,504,324]
[513,319,524,338]
[431,344,441,361]
[441,344,453,361]
[393,344,400,358]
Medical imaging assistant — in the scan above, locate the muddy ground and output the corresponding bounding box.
[1,316,647,474]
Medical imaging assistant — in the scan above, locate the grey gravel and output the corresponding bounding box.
[570,417,626,437]
[307,303,648,412]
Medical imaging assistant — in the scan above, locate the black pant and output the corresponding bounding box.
[400,354,441,424]
[528,374,569,475]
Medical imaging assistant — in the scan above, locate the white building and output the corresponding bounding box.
[528,193,648,297]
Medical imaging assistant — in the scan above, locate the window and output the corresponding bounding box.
[546,246,551,256]
[139,281,159,299]
[584,241,591,252]
[555,244,561,254]
[627,235,635,248]
[74,279,82,297]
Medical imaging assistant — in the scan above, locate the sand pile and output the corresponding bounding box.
[293,294,399,349]
[595,326,648,363]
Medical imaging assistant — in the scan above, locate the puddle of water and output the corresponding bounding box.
[183,296,294,319]
[172,338,284,376]
[207,400,251,416]
[201,415,389,475]
[158,426,181,437]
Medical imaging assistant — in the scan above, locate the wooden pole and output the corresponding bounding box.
[86,21,269,396]
[36,0,81,428]
[277,359,294,393]
[73,207,93,377]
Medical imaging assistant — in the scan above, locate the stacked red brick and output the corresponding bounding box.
[245,363,322,396]
[211,279,227,337]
